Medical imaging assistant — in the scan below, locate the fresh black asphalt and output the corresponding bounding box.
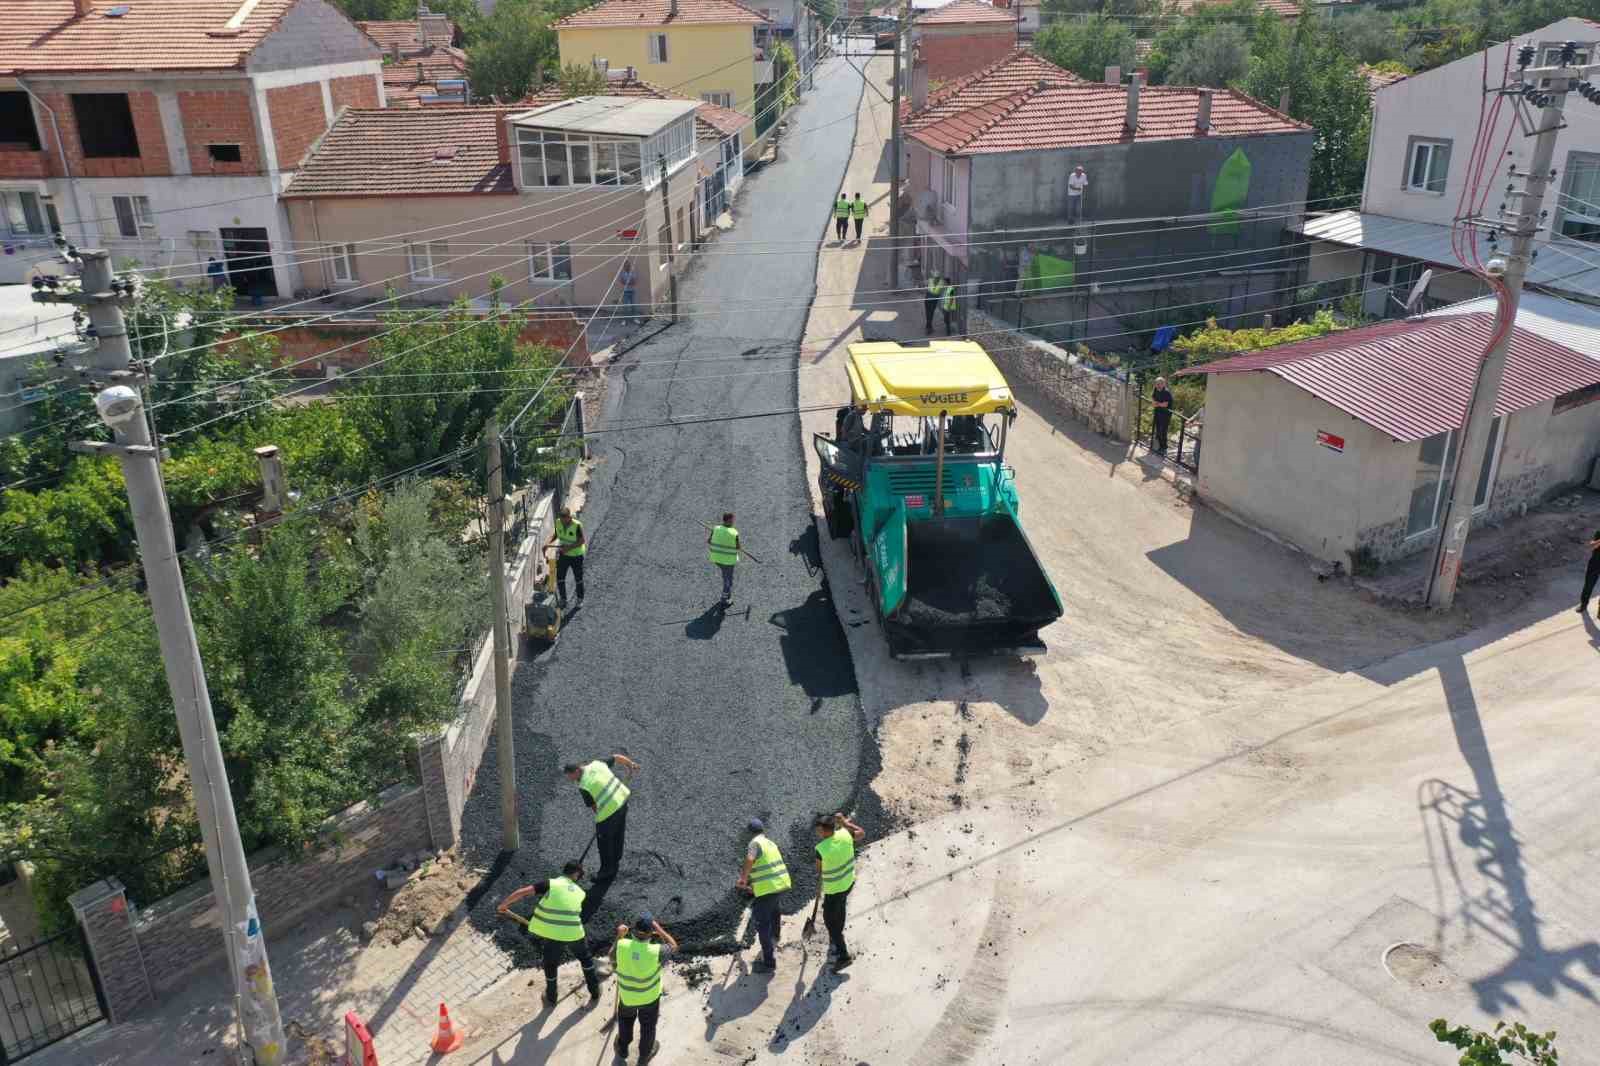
[460,55,881,958]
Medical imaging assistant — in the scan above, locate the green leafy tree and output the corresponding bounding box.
[1169,22,1252,87]
[1430,1018,1559,1066]
[556,60,609,97]
[466,0,560,102]
[1337,8,1405,66]
[1144,0,1260,84]
[1042,0,1156,16]
[1034,16,1138,80]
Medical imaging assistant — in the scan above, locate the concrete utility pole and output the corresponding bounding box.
[42,254,289,1065]
[1426,50,1591,608]
[658,155,679,322]
[484,417,519,852]
[889,0,907,290]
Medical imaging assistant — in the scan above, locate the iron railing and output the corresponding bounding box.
[0,929,107,1062]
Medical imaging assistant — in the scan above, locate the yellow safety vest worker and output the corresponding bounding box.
[615,936,663,1007]
[749,834,791,897]
[579,760,630,823]
[528,876,586,942]
[555,517,586,557]
[926,272,942,297]
[850,198,867,220]
[941,281,959,312]
[834,197,850,219]
[708,524,740,566]
[816,828,856,895]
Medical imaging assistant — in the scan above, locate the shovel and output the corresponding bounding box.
[801,892,821,939]
[698,521,764,564]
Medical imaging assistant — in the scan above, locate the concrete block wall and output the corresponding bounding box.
[970,309,1132,439]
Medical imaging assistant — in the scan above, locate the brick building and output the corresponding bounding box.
[0,0,384,294]
[909,0,1019,95]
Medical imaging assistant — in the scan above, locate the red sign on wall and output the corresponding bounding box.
[1316,430,1345,453]
[904,494,927,508]
[617,229,640,240]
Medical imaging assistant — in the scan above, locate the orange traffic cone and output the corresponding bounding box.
[431,1002,465,1054]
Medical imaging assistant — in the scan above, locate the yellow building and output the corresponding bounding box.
[557,0,769,116]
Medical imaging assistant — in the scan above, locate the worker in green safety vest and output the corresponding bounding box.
[850,192,867,243]
[940,277,960,336]
[812,811,866,972]
[545,504,586,606]
[924,268,943,333]
[562,753,640,923]
[736,817,790,974]
[707,511,741,607]
[611,912,678,1064]
[498,861,602,1008]
[833,194,850,243]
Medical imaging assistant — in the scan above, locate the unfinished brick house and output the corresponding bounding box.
[0,0,384,295]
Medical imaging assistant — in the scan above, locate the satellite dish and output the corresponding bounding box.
[1404,268,1434,313]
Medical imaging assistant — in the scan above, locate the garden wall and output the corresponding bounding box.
[968,309,1135,440]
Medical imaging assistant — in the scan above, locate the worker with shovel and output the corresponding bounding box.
[612,913,678,1064]
[546,504,586,607]
[735,817,790,974]
[707,512,743,607]
[564,753,641,923]
[808,812,865,972]
[498,861,602,1008]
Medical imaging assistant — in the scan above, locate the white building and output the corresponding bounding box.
[1295,17,1600,316]
[0,0,384,298]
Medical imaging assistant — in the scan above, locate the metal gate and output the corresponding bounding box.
[0,930,107,1062]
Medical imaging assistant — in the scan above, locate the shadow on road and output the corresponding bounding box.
[685,603,729,640]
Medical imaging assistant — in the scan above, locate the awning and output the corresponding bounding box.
[846,341,1014,416]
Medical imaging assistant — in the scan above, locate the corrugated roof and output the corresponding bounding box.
[909,83,1306,155]
[282,107,514,198]
[520,73,748,140]
[916,0,1016,25]
[905,48,1077,129]
[1180,313,1600,441]
[557,0,768,28]
[0,0,299,74]
[1295,209,1600,302]
[1424,291,1600,357]
[511,95,699,136]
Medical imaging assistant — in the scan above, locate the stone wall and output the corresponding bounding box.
[969,309,1132,439]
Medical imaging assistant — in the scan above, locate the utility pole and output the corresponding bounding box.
[889,0,907,290]
[658,155,679,322]
[484,418,519,851]
[41,253,289,1065]
[1426,48,1589,608]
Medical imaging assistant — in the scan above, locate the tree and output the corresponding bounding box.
[1034,16,1138,81]
[1430,1019,1559,1066]
[1337,8,1404,66]
[465,0,559,102]
[1041,0,1156,16]
[1143,0,1260,84]
[556,60,608,97]
[1169,23,1251,87]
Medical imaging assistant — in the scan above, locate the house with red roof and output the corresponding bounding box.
[902,50,1312,338]
[909,0,1019,91]
[0,0,384,294]
[1179,295,1600,566]
[359,16,471,107]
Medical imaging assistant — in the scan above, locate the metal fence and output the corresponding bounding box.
[0,930,106,1062]
[1134,390,1201,474]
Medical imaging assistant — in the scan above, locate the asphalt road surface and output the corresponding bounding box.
[461,56,879,957]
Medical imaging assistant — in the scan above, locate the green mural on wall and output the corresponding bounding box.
[1023,253,1075,292]
[1209,147,1252,237]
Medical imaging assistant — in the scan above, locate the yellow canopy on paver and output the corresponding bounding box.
[845,341,1014,417]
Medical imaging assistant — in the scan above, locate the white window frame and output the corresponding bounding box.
[648,32,669,63]
[1404,139,1450,195]
[1560,149,1600,240]
[527,240,573,281]
[941,157,956,206]
[701,91,733,108]
[1402,419,1502,540]
[109,194,154,239]
[0,190,45,236]
[407,240,448,280]
[329,242,356,283]
[516,128,643,188]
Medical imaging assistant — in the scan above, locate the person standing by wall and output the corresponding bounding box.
[708,512,741,606]
[618,260,637,323]
[1067,165,1088,224]
[812,811,865,972]
[850,192,867,243]
[736,817,791,974]
[1150,376,1173,456]
[1579,530,1600,615]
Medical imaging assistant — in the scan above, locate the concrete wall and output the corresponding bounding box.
[248,0,384,74]
[559,23,759,115]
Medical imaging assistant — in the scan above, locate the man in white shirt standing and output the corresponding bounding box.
[1067,165,1088,223]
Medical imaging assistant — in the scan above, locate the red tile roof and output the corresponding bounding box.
[909,82,1306,154]
[382,48,471,107]
[916,0,1016,24]
[357,18,458,52]
[557,0,768,28]
[520,75,749,141]
[1357,63,1408,96]
[1179,314,1600,442]
[1176,0,1302,16]
[283,107,514,198]
[905,48,1077,129]
[0,0,302,75]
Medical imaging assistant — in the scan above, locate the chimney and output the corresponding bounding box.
[391,41,402,62]
[496,112,511,168]
[1124,72,1141,133]
[254,446,285,519]
[669,0,678,17]
[73,0,91,16]
[911,56,929,112]
[593,57,610,77]
[1278,87,1291,113]
[1103,64,1120,85]
[1196,88,1212,133]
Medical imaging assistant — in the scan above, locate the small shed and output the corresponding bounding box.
[1181,304,1600,566]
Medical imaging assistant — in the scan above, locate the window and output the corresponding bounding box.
[941,157,955,206]
[648,33,669,63]
[517,128,645,188]
[71,93,140,158]
[207,143,243,163]
[1539,45,1592,87]
[407,241,448,280]
[640,117,695,189]
[330,243,356,283]
[1404,418,1501,538]
[701,91,733,108]
[1,191,45,236]
[657,223,670,266]
[1560,151,1600,241]
[0,92,41,150]
[1404,138,1450,194]
[527,241,573,280]
[107,194,153,239]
